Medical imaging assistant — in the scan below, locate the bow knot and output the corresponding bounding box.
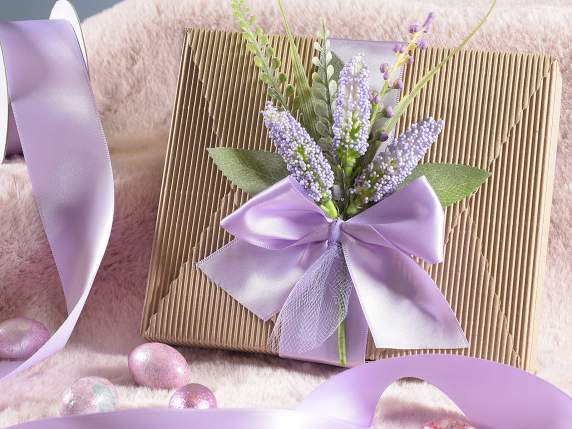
[328,219,343,245]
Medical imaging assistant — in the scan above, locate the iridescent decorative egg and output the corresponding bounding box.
[421,417,475,429]
[128,342,191,389]
[169,383,217,409]
[0,317,50,360]
[60,376,118,416]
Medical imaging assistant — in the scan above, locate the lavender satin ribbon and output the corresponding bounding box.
[0,20,114,379]
[197,176,467,366]
[6,355,572,428]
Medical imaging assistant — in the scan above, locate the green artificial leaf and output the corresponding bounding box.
[330,51,344,82]
[208,148,289,195]
[315,119,331,137]
[310,17,341,155]
[402,163,490,207]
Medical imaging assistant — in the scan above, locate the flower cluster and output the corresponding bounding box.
[263,102,335,204]
[332,55,371,175]
[347,118,444,214]
[371,12,435,123]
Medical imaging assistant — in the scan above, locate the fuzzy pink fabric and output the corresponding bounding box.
[1,0,571,427]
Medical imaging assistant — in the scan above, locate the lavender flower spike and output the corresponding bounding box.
[347,118,444,215]
[332,54,371,175]
[262,102,337,217]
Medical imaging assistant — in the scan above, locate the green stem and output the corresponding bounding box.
[319,197,347,366]
[338,319,347,366]
[320,199,338,219]
[346,202,359,217]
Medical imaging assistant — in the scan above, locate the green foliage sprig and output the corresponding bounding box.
[231,0,289,108]
[310,18,338,153]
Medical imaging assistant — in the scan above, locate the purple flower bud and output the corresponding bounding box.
[393,43,405,53]
[332,54,371,160]
[373,95,382,105]
[384,106,394,118]
[263,102,334,202]
[409,23,421,34]
[379,63,389,74]
[351,118,444,204]
[393,79,403,90]
[383,71,391,81]
[423,12,435,32]
[380,132,389,142]
[417,39,428,49]
[368,89,377,102]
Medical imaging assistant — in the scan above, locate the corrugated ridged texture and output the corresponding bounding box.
[141,29,561,370]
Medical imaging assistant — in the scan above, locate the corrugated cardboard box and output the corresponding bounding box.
[141,29,561,370]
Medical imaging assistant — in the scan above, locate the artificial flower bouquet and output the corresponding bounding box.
[195,0,494,366]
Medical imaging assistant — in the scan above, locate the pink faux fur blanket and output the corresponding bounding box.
[1,0,571,427]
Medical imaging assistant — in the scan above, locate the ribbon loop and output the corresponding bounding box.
[344,176,444,264]
[221,177,329,250]
[299,355,572,429]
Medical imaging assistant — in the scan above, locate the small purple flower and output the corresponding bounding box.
[383,71,391,81]
[409,23,421,34]
[332,54,371,172]
[384,106,394,118]
[393,79,404,90]
[379,63,389,74]
[418,39,428,49]
[423,12,435,32]
[262,102,334,202]
[350,118,444,207]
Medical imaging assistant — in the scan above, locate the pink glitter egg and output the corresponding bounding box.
[60,376,118,416]
[128,342,191,389]
[0,317,50,360]
[169,383,217,409]
[421,417,475,429]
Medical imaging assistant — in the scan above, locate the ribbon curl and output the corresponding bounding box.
[0,19,114,380]
[197,176,467,366]
[7,354,572,429]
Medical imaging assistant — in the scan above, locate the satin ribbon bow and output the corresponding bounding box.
[198,175,467,366]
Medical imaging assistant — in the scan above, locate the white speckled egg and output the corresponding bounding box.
[128,342,191,389]
[60,376,118,416]
[0,317,50,360]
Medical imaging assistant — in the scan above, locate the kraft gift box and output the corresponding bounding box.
[141,28,561,370]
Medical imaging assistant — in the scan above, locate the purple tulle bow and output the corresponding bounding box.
[197,176,468,366]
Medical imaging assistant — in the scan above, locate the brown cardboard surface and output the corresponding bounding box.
[141,29,561,370]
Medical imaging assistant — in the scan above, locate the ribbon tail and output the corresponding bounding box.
[343,238,468,349]
[196,239,325,321]
[269,244,354,357]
